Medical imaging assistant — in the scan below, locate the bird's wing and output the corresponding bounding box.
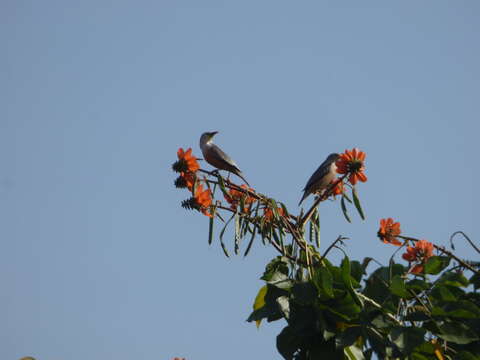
[302,157,333,192]
[207,144,242,172]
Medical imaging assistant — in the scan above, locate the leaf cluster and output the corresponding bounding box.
[248,255,480,360]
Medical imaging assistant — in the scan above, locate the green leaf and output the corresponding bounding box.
[390,327,426,355]
[270,199,281,222]
[410,341,436,356]
[252,285,267,328]
[219,213,235,257]
[247,284,288,325]
[314,266,334,298]
[342,256,363,306]
[309,338,343,360]
[430,285,458,302]
[291,282,318,305]
[243,226,257,257]
[438,272,469,287]
[390,275,409,298]
[365,326,389,358]
[363,264,405,310]
[220,241,230,258]
[406,279,431,292]
[268,271,294,291]
[244,201,261,257]
[405,305,431,321]
[352,187,365,220]
[350,260,364,284]
[319,295,362,322]
[261,257,290,281]
[424,256,451,275]
[469,273,480,290]
[276,326,299,360]
[336,326,363,348]
[216,173,229,197]
[271,227,285,255]
[259,216,267,244]
[344,344,365,360]
[261,257,292,291]
[234,213,241,254]
[455,351,480,360]
[436,321,479,344]
[314,208,321,248]
[432,301,480,319]
[239,193,246,213]
[371,314,394,329]
[208,211,214,245]
[341,195,352,223]
[309,215,314,244]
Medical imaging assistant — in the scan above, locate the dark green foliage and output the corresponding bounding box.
[248,255,480,360]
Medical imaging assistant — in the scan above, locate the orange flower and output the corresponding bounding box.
[176,147,200,173]
[224,185,256,211]
[194,184,213,217]
[181,172,196,190]
[335,148,367,185]
[402,239,434,274]
[263,207,285,222]
[377,218,402,246]
[409,264,425,274]
[174,171,196,190]
[330,179,345,197]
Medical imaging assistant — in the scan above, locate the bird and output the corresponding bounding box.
[199,131,250,185]
[298,153,340,206]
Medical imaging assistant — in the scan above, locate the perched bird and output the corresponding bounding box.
[298,153,340,206]
[199,131,250,185]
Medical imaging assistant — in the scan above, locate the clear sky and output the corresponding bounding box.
[2,1,479,359]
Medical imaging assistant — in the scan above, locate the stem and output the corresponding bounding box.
[318,235,348,264]
[450,231,480,254]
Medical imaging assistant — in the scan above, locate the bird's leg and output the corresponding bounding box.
[211,169,221,177]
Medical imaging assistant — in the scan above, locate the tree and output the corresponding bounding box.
[173,147,480,360]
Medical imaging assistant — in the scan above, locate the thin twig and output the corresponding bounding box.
[318,235,348,265]
[450,231,480,254]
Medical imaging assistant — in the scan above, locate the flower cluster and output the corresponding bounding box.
[336,148,367,185]
[330,178,345,197]
[174,148,200,173]
[173,148,200,190]
[263,207,285,222]
[224,184,256,212]
[175,148,213,217]
[194,185,213,217]
[377,218,402,246]
[402,239,434,274]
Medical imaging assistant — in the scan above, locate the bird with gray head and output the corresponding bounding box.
[199,131,250,186]
[298,153,340,206]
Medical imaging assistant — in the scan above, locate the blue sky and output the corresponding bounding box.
[2,2,479,359]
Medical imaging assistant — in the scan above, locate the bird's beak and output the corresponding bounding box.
[210,131,219,137]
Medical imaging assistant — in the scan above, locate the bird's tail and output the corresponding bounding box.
[235,171,250,186]
[298,192,308,206]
